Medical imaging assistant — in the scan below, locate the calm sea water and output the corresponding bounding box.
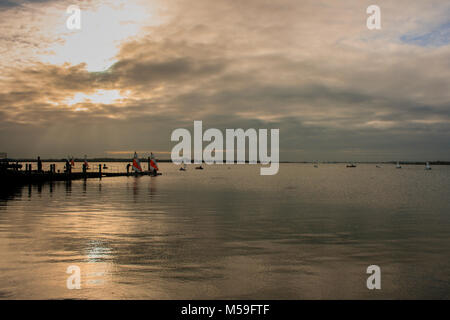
[0,163,449,299]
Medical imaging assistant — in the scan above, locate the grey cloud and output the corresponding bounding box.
[0,0,57,8]
[0,1,18,8]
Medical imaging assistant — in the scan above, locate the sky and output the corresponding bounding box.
[0,0,449,161]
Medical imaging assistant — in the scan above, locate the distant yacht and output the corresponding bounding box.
[396,162,402,169]
[425,162,432,170]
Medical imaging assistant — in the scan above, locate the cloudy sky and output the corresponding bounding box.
[0,0,449,161]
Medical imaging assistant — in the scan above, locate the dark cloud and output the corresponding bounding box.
[0,1,18,8]
[0,0,57,8]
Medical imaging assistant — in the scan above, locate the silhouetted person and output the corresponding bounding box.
[37,156,42,173]
[65,160,72,174]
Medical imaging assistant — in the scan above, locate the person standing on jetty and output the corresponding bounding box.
[64,160,72,174]
[37,156,42,173]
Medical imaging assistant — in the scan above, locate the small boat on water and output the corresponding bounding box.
[130,152,161,176]
[346,163,356,168]
[132,151,144,174]
[396,162,402,169]
[84,155,90,170]
[425,162,432,170]
[149,152,161,176]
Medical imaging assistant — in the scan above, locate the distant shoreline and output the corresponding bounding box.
[4,159,450,165]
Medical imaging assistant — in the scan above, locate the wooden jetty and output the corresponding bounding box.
[0,170,159,185]
[0,158,160,186]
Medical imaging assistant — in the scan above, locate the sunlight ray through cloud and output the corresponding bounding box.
[65,89,126,106]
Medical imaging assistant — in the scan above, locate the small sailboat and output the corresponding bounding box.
[425,162,432,170]
[179,160,187,171]
[396,161,402,169]
[149,152,161,176]
[84,155,89,170]
[195,163,204,170]
[132,152,144,174]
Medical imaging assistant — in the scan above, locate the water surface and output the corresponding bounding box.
[0,163,449,299]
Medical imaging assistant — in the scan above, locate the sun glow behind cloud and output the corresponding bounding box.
[39,1,155,72]
[65,89,126,107]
